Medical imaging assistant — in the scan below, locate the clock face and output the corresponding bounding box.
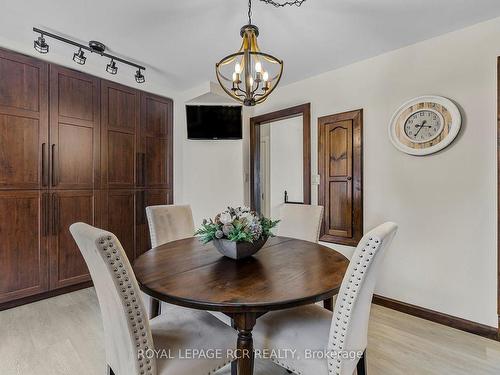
[403,110,443,144]
[388,96,462,156]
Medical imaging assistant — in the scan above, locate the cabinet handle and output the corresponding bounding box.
[42,143,48,187]
[52,193,59,235]
[42,193,49,236]
[51,144,58,186]
[347,176,352,181]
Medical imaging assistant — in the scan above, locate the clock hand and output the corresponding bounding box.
[414,120,427,137]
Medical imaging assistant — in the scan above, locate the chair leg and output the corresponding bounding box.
[356,350,367,375]
[106,364,115,375]
[149,297,160,319]
[323,297,334,311]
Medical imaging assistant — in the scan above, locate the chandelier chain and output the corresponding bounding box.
[248,0,252,24]
[260,0,307,7]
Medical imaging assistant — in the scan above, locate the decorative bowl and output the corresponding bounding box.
[213,236,268,260]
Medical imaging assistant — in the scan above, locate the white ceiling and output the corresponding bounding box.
[3,0,500,92]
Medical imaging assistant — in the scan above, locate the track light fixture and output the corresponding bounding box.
[32,27,146,83]
[106,59,117,75]
[34,35,49,54]
[135,69,145,83]
[73,48,86,65]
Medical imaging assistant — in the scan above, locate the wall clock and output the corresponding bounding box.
[388,96,461,156]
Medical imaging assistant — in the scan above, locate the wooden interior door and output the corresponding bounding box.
[318,109,363,246]
[101,81,139,189]
[49,191,98,289]
[49,65,100,190]
[140,93,173,189]
[0,191,49,303]
[0,49,48,189]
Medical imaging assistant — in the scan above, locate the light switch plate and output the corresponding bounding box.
[312,174,320,185]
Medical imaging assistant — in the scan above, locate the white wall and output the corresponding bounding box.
[173,84,247,226]
[243,17,500,327]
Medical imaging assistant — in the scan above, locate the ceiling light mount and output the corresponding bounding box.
[33,27,146,83]
[88,40,106,55]
[259,0,307,7]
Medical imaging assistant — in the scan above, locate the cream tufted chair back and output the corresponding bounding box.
[328,222,398,375]
[70,223,157,375]
[146,205,195,248]
[276,204,324,243]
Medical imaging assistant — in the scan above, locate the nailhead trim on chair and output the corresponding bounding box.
[327,236,381,375]
[97,235,157,375]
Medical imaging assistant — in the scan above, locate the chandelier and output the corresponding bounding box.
[216,0,306,106]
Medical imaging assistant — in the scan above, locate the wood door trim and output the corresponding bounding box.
[497,57,500,338]
[318,109,363,246]
[250,103,311,212]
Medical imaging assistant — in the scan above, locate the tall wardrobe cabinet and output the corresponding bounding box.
[0,48,173,309]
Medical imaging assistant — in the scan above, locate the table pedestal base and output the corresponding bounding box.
[232,312,257,375]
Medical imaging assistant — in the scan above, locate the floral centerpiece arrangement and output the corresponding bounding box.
[195,206,279,259]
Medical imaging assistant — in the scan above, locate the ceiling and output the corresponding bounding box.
[2,0,500,93]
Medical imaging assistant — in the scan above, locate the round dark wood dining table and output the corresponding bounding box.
[133,236,349,375]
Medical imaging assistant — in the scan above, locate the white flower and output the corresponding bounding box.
[219,212,233,225]
[240,212,253,221]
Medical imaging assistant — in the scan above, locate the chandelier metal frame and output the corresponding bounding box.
[215,0,288,106]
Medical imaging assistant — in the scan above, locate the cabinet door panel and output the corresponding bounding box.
[101,81,139,189]
[140,93,172,189]
[103,190,136,261]
[50,65,99,190]
[0,191,48,303]
[49,190,97,289]
[136,189,172,257]
[0,49,48,189]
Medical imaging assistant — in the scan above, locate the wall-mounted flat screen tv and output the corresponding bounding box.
[186,105,242,140]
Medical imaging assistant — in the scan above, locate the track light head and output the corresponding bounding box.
[135,69,145,83]
[106,59,118,75]
[34,35,49,54]
[73,48,86,65]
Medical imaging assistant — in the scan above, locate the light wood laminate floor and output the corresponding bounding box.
[1,288,499,375]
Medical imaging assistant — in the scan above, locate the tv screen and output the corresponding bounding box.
[186,105,242,140]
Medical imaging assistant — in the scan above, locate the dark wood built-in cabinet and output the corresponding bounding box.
[318,109,363,246]
[0,48,173,309]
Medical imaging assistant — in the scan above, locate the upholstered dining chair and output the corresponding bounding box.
[146,205,195,248]
[252,222,398,375]
[70,222,236,375]
[276,204,324,243]
[144,204,195,316]
[145,204,230,325]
